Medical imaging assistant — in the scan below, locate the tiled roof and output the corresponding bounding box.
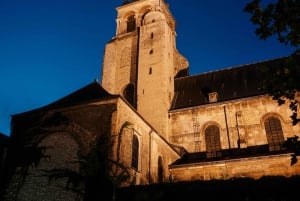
[171,57,286,110]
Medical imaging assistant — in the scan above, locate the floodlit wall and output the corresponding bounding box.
[169,95,300,153]
[170,154,300,181]
[113,97,180,185]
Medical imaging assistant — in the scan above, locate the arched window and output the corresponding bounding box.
[127,15,136,33]
[205,125,222,158]
[158,156,163,182]
[131,134,139,170]
[123,83,135,108]
[264,116,285,151]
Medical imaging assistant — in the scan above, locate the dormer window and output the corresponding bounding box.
[208,92,218,103]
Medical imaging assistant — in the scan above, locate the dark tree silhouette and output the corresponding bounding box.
[244,0,300,165]
[1,110,135,201]
[244,0,300,123]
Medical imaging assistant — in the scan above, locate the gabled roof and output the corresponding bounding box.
[171,57,286,110]
[44,81,116,109]
[13,82,117,117]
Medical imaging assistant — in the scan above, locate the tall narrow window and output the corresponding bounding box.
[158,156,163,182]
[149,67,152,74]
[264,117,285,151]
[205,125,222,158]
[123,83,135,107]
[131,134,139,170]
[127,15,136,33]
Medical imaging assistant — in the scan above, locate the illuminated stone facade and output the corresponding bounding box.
[3,0,300,200]
[101,0,188,138]
[101,0,300,182]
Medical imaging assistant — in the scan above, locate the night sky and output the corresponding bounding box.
[0,0,295,135]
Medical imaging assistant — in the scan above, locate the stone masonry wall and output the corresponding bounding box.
[4,101,117,201]
[114,98,180,186]
[170,154,300,182]
[169,95,300,153]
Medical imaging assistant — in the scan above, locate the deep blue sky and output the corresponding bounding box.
[0,0,295,136]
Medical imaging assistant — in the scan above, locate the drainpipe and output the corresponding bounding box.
[134,27,140,109]
[223,106,231,152]
[235,112,241,149]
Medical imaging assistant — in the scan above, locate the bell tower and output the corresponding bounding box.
[101,0,189,138]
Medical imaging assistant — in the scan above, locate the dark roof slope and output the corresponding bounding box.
[13,82,117,117]
[44,81,116,109]
[170,145,290,167]
[171,57,285,110]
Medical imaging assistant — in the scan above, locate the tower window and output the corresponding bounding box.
[149,49,153,54]
[151,32,154,39]
[123,83,136,108]
[127,15,136,33]
[149,67,152,74]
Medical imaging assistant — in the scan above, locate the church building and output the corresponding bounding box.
[3,0,300,200]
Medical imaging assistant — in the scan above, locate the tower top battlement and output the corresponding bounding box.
[116,0,175,35]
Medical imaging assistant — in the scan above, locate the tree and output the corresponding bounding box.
[1,110,135,201]
[244,0,300,48]
[244,0,300,123]
[244,0,300,163]
[283,135,300,165]
[38,120,135,201]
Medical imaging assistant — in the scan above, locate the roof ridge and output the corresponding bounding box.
[12,81,116,117]
[176,56,288,80]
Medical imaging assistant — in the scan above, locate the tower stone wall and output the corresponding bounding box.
[101,0,188,138]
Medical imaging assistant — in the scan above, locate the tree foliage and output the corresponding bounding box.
[244,0,300,47]
[38,120,135,201]
[244,0,300,125]
[244,0,300,166]
[1,110,135,201]
[283,135,300,165]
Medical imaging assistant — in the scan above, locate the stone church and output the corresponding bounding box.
[3,0,300,200]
